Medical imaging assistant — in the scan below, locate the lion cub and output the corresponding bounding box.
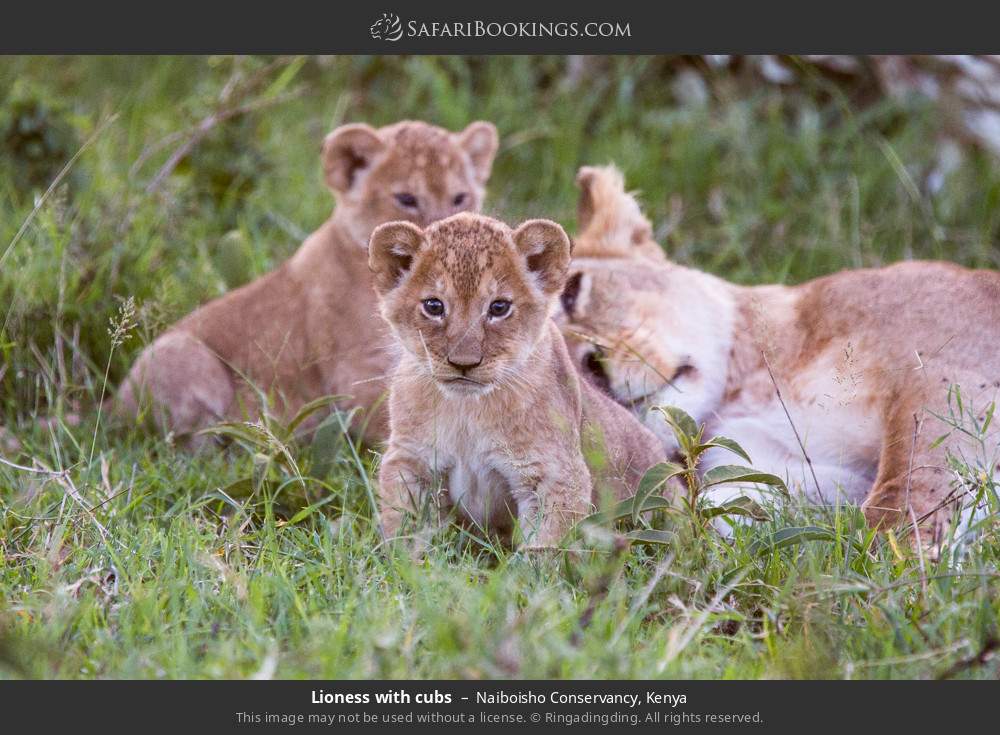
[370,213,664,548]
[118,120,498,445]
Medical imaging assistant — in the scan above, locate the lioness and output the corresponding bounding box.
[118,120,498,445]
[559,165,999,548]
[370,213,664,548]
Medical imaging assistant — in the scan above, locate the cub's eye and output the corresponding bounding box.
[452,193,467,207]
[488,299,511,318]
[421,298,445,317]
[394,193,418,208]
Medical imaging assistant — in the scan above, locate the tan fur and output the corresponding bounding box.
[371,213,664,548]
[117,120,499,445]
[560,165,1000,551]
[574,166,665,264]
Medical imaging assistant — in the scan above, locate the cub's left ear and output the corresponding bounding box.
[323,123,386,194]
[369,221,425,296]
[513,219,572,296]
[456,121,499,185]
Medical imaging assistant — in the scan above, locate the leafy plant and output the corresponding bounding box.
[578,405,787,545]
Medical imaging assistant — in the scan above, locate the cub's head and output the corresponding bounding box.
[322,120,499,246]
[370,213,571,397]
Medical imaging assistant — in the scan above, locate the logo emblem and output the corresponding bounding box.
[370,13,403,41]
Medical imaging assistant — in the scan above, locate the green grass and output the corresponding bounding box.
[1,55,999,679]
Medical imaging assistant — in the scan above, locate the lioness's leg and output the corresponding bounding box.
[862,380,981,554]
[117,331,235,446]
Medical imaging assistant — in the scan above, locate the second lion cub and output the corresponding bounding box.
[369,213,664,548]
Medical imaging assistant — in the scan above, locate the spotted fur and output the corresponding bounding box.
[371,213,664,548]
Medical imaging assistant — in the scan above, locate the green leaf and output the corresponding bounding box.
[263,56,307,100]
[286,395,345,435]
[198,421,272,449]
[631,461,685,524]
[701,495,770,521]
[701,465,787,493]
[719,564,752,588]
[694,436,751,464]
[625,529,676,547]
[286,492,339,526]
[653,405,700,447]
[579,495,673,527]
[928,432,951,450]
[748,525,837,556]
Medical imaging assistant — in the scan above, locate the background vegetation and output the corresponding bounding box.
[1,56,998,679]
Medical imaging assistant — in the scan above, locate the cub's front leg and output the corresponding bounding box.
[509,456,593,550]
[376,447,435,540]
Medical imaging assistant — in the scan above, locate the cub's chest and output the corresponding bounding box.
[415,411,520,526]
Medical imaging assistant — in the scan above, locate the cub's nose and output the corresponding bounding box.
[447,357,483,374]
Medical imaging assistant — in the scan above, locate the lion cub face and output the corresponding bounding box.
[369,213,571,397]
[323,120,499,245]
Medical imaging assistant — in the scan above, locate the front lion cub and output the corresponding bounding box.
[370,213,664,548]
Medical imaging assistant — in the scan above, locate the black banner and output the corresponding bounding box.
[2,1,1000,54]
[0,680,994,732]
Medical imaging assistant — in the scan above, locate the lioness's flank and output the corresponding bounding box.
[118,120,499,446]
[560,165,1000,551]
[370,213,664,548]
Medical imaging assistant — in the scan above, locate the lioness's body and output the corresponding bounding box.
[118,120,498,444]
[371,214,664,547]
[561,166,999,545]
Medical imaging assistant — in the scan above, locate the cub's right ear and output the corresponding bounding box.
[513,219,572,296]
[369,221,425,296]
[323,123,386,193]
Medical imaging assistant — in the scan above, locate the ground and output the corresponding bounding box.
[1,56,998,679]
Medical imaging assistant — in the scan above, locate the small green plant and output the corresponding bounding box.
[577,405,787,546]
